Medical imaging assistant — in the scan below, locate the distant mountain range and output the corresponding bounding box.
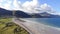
[31,12,60,18]
[0,8,60,18]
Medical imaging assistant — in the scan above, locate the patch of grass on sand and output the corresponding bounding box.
[0,18,29,34]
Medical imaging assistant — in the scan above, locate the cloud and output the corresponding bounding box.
[40,3,51,10]
[40,3,54,13]
[22,0,39,13]
[0,0,40,13]
[0,0,20,10]
[39,3,59,15]
[22,0,38,7]
[0,0,58,15]
[0,0,12,10]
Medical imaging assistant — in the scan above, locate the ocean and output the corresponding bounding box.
[23,18,60,28]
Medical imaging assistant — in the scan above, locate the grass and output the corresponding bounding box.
[0,17,29,34]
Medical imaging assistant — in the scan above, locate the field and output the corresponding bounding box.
[0,18,29,34]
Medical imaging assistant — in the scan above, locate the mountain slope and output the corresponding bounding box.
[0,8,31,18]
[0,8,60,18]
[0,8,13,17]
[15,10,31,18]
[30,12,60,18]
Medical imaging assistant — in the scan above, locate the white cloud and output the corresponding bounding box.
[22,0,39,13]
[0,0,12,10]
[40,3,51,10]
[3,3,10,9]
[40,3,53,12]
[0,0,59,15]
[22,0,38,7]
[0,0,6,2]
[13,0,20,10]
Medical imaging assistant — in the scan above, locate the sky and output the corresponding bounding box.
[0,0,60,15]
[39,0,60,13]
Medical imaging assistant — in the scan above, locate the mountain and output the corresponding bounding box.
[39,12,60,18]
[15,10,31,18]
[0,8,31,18]
[0,8,60,18]
[0,8,13,17]
[30,12,60,18]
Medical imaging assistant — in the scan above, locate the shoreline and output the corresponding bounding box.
[13,18,60,34]
[20,18,60,30]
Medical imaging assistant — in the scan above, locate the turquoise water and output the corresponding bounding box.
[24,18,60,28]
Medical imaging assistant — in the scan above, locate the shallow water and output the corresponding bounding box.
[23,18,60,28]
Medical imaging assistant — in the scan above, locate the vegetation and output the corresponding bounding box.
[0,18,29,34]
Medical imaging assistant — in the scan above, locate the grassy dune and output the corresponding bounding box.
[0,18,29,34]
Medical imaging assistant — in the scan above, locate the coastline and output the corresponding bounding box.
[13,18,60,34]
[20,18,60,30]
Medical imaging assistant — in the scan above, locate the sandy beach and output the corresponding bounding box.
[13,18,60,34]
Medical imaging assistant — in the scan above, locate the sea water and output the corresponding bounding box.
[23,18,60,28]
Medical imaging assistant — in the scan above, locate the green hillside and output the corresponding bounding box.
[0,18,29,34]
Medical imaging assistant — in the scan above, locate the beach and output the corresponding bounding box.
[12,18,60,34]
